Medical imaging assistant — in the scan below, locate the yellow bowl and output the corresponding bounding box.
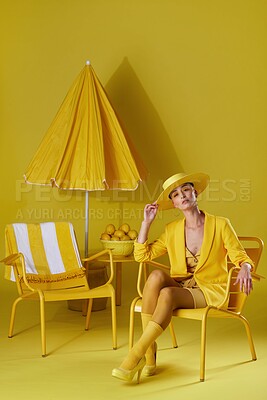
[100,240,134,256]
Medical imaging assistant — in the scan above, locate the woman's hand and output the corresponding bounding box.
[144,202,159,223]
[137,203,159,243]
[234,263,253,295]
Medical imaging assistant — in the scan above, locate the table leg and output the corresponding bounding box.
[116,262,122,306]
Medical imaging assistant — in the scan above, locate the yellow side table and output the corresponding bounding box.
[89,253,135,306]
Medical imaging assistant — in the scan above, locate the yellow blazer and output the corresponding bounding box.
[134,211,253,307]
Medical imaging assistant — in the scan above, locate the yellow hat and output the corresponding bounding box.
[156,172,210,210]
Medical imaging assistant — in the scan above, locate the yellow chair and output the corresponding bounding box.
[129,236,264,381]
[1,222,117,356]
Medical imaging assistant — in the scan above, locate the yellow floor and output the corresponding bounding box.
[0,281,267,400]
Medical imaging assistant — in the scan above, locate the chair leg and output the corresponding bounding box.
[85,299,93,330]
[129,309,135,350]
[8,297,22,338]
[129,297,141,350]
[239,315,257,360]
[200,309,209,382]
[110,290,117,350]
[82,299,89,317]
[39,297,46,357]
[169,320,178,348]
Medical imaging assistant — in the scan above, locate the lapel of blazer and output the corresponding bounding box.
[196,211,216,272]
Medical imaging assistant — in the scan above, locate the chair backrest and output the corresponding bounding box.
[5,222,85,292]
[226,236,263,313]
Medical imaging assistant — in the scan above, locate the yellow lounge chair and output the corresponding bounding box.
[2,222,117,356]
[129,236,264,381]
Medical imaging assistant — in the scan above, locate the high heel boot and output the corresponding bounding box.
[112,321,163,383]
[141,313,157,376]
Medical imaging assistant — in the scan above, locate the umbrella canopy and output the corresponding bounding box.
[24,61,146,255]
[24,61,145,191]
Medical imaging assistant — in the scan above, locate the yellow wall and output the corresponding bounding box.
[1,1,266,295]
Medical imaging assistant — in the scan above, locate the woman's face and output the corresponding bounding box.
[169,183,198,210]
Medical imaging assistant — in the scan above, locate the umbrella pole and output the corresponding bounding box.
[85,191,89,257]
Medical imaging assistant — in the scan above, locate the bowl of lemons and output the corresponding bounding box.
[100,223,138,256]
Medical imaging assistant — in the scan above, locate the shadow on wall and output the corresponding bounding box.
[103,57,183,204]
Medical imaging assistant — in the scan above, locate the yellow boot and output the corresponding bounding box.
[112,321,163,383]
[141,313,157,376]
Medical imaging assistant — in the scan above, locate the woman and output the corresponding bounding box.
[112,172,253,383]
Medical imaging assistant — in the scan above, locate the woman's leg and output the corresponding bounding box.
[142,269,194,329]
[152,286,194,330]
[113,271,194,375]
[142,269,182,314]
[141,312,159,376]
[140,270,185,371]
[118,320,163,371]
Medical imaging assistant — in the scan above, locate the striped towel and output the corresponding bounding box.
[5,222,83,282]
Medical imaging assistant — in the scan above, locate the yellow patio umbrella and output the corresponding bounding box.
[24,61,146,255]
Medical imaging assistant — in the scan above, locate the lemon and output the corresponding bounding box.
[119,223,130,234]
[111,235,119,241]
[105,224,116,235]
[128,230,138,240]
[121,234,130,241]
[101,233,111,240]
[114,229,125,239]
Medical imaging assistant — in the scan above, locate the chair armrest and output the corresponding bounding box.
[82,248,113,263]
[227,266,265,282]
[1,252,35,292]
[141,259,171,271]
[251,271,265,281]
[136,259,170,297]
[1,253,22,265]
[82,249,114,284]
[218,266,265,310]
